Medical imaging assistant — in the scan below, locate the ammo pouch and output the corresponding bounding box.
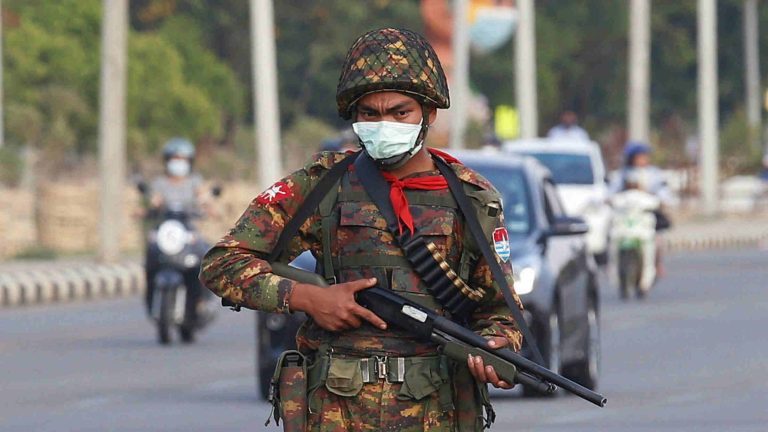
[266,350,307,432]
[313,353,455,411]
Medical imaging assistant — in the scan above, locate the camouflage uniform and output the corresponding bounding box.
[200,28,523,431]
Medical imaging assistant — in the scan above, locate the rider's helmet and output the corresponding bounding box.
[336,28,450,120]
[623,141,651,167]
[162,137,196,162]
[162,137,195,177]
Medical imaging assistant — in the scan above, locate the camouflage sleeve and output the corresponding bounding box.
[199,152,342,313]
[467,211,524,352]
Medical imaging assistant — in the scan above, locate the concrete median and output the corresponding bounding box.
[0,261,144,308]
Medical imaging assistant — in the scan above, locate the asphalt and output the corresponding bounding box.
[1,248,766,431]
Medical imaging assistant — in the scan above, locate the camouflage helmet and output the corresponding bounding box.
[336,28,450,119]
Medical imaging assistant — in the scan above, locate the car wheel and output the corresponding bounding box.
[523,301,561,397]
[563,297,600,390]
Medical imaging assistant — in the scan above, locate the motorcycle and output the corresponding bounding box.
[609,188,660,300]
[139,183,219,344]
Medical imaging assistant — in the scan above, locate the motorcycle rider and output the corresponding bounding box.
[144,137,213,320]
[610,141,673,278]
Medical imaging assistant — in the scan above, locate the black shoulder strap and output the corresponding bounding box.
[267,152,359,262]
[354,153,481,319]
[433,155,545,366]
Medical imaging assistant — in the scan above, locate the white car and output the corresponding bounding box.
[503,138,612,264]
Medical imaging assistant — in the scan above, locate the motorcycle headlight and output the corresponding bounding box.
[156,220,189,255]
[513,266,537,295]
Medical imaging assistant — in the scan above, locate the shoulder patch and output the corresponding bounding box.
[493,227,511,262]
[256,181,293,205]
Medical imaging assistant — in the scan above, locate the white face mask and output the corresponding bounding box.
[352,120,423,161]
[167,159,191,177]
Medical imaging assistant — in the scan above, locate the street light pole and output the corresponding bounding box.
[251,0,282,188]
[449,0,469,150]
[743,0,761,151]
[98,0,128,263]
[627,0,651,144]
[515,0,538,139]
[0,0,5,150]
[698,0,719,216]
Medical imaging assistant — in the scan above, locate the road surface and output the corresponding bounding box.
[1,249,767,431]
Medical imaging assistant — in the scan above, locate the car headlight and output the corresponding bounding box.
[266,314,287,331]
[513,266,536,295]
[156,220,189,255]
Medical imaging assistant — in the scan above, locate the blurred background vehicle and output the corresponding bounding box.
[138,182,220,345]
[453,150,601,395]
[610,176,661,300]
[503,138,612,266]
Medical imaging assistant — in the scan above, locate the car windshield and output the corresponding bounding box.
[466,165,533,237]
[519,152,594,185]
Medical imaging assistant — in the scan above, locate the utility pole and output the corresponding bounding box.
[515,0,538,139]
[98,0,128,263]
[627,0,651,144]
[0,0,4,150]
[743,0,761,151]
[251,0,282,188]
[449,0,470,149]
[698,0,719,216]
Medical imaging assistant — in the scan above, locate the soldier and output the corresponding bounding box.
[200,28,523,431]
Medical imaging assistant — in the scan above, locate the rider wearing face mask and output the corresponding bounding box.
[144,138,210,314]
[148,138,205,216]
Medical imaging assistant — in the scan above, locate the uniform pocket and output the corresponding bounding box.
[325,358,363,397]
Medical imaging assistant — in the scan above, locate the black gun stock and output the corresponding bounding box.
[224,262,607,407]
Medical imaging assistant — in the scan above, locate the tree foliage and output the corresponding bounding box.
[3,0,768,180]
[4,0,242,171]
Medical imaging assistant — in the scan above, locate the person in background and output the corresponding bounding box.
[147,138,207,216]
[547,110,590,141]
[610,141,673,277]
[144,137,213,315]
[610,141,674,205]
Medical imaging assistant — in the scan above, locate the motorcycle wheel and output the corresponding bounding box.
[180,327,195,343]
[523,299,561,398]
[619,249,642,300]
[158,289,174,345]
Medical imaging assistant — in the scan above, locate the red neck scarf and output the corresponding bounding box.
[379,148,463,235]
[380,171,447,235]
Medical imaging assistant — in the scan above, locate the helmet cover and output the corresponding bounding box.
[336,28,450,119]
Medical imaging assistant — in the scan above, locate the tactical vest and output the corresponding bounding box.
[295,165,497,357]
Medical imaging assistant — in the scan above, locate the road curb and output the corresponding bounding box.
[0,262,145,308]
[662,231,768,253]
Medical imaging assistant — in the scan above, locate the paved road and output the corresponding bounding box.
[2,249,767,431]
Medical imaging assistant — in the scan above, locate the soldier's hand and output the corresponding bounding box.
[467,337,515,389]
[289,278,387,332]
